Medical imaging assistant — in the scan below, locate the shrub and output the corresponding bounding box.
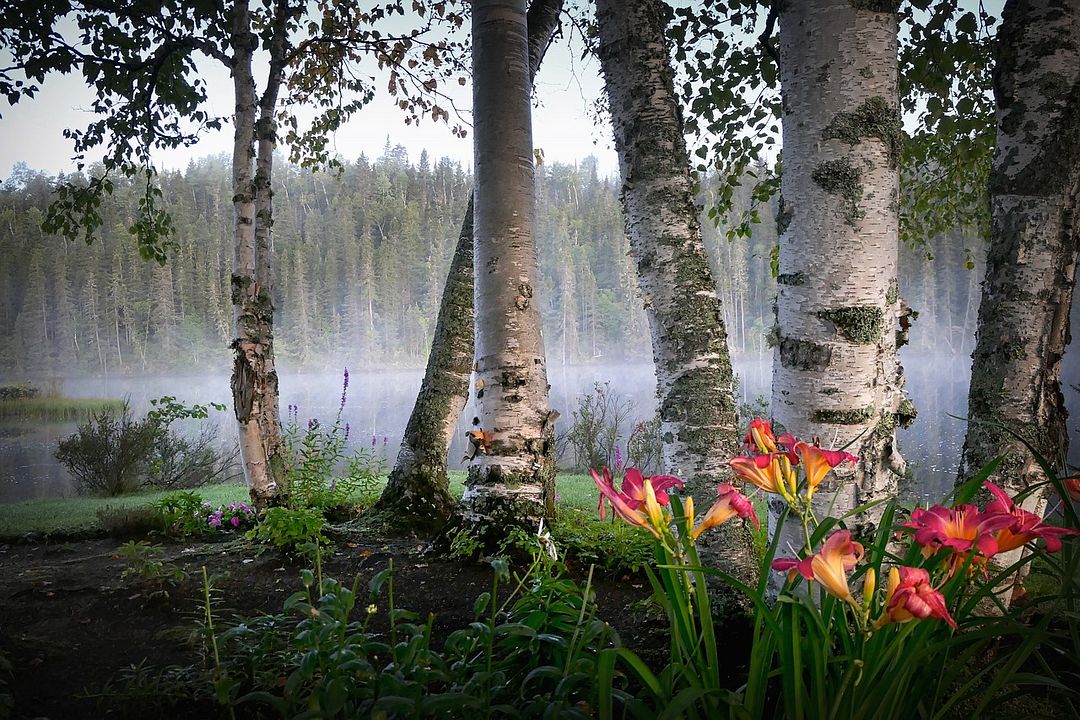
[55,397,236,497]
[155,491,255,536]
[626,414,663,475]
[551,509,655,575]
[560,381,633,472]
[116,541,187,587]
[57,402,157,496]
[0,382,39,400]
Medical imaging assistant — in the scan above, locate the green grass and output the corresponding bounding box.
[0,396,125,421]
[0,483,249,537]
[447,471,598,511]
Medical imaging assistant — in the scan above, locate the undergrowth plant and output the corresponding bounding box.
[283,368,384,514]
[105,548,621,718]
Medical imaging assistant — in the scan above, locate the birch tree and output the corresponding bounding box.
[457,0,556,541]
[1,0,468,506]
[960,0,1080,502]
[373,0,564,531]
[773,0,908,528]
[595,0,758,609]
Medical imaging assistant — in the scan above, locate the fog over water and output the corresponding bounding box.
[7,351,1063,505]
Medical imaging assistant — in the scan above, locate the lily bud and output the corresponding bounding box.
[862,568,876,611]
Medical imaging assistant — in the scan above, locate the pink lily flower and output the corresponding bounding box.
[729,453,791,496]
[903,502,1014,563]
[876,566,956,630]
[984,481,1078,554]
[592,466,683,536]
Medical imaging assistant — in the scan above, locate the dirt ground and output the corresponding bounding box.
[0,533,669,720]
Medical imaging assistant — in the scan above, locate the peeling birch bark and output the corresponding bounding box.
[230,0,287,508]
[773,0,907,550]
[596,0,757,614]
[960,0,1080,582]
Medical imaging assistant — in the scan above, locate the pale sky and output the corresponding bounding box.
[0,18,620,180]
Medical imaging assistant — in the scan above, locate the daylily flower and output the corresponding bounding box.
[794,442,858,501]
[984,481,1078,554]
[592,466,683,537]
[743,417,778,454]
[772,530,864,601]
[876,566,956,630]
[1062,476,1080,503]
[903,502,1014,567]
[691,483,758,539]
[729,453,794,499]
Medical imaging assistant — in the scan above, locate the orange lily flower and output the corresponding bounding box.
[794,442,858,501]
[876,566,956,629]
[743,417,778,454]
[772,530,864,601]
[729,453,789,498]
[692,483,758,539]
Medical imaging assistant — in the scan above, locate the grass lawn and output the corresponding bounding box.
[0,483,250,537]
[0,474,602,538]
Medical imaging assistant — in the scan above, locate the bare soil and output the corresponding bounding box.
[0,533,668,720]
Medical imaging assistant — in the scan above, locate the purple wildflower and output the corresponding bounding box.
[308,418,320,431]
[208,514,222,528]
[383,435,388,446]
[340,367,350,410]
[614,445,624,472]
[372,434,377,447]
[344,422,351,440]
[231,515,241,528]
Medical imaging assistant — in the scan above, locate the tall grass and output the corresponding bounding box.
[0,396,125,421]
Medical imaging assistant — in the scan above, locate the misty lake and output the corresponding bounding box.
[3,352,1076,505]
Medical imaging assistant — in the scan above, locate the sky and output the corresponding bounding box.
[0,14,620,181]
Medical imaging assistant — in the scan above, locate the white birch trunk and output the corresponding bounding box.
[773,0,907,545]
[460,0,555,538]
[596,0,758,612]
[960,0,1080,571]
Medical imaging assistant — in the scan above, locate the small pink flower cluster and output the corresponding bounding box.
[203,501,256,530]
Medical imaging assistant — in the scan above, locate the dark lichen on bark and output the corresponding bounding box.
[777,196,794,236]
[811,157,864,225]
[817,306,885,344]
[777,272,806,286]
[813,406,876,425]
[779,335,832,371]
[822,96,902,166]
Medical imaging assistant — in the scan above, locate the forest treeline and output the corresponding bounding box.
[0,146,982,375]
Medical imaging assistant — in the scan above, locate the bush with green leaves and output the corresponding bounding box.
[246,506,327,555]
[56,402,158,496]
[156,491,256,536]
[116,541,188,587]
[560,381,633,473]
[55,397,234,497]
[0,382,39,400]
